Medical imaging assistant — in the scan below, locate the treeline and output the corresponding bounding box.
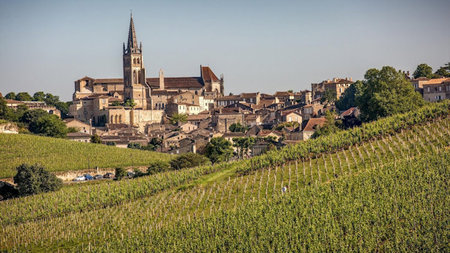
[0,98,69,138]
[2,91,71,118]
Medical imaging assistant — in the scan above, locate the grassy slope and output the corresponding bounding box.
[1,116,448,251]
[0,134,173,178]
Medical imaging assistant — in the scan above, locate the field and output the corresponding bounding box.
[0,101,448,252]
[0,134,173,178]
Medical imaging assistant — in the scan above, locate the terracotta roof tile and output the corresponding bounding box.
[147,77,204,89]
[303,118,327,132]
[201,66,219,82]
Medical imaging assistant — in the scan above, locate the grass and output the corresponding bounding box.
[0,133,173,178]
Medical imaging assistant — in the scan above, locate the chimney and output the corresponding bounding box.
[159,69,164,90]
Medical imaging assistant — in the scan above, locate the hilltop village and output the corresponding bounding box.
[2,16,449,157]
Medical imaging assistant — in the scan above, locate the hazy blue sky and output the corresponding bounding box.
[0,0,449,101]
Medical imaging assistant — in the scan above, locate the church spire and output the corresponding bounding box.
[127,13,138,50]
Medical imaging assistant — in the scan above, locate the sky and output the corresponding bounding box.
[0,0,449,101]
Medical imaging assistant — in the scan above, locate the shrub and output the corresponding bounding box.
[114,167,127,180]
[170,153,210,170]
[147,161,171,175]
[13,164,62,196]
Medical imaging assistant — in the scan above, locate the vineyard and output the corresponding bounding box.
[0,101,448,252]
[0,134,173,178]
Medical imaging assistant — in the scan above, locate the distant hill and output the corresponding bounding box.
[0,134,173,178]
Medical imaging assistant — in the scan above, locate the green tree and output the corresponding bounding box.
[320,89,337,103]
[232,137,256,159]
[147,160,171,175]
[32,91,46,101]
[124,99,136,108]
[44,93,60,106]
[55,101,70,118]
[413,63,433,79]
[204,137,234,164]
[229,122,248,133]
[169,113,188,125]
[13,164,62,196]
[335,81,363,111]
[114,167,127,180]
[5,92,16,100]
[90,134,102,143]
[357,66,424,122]
[434,63,450,77]
[170,153,210,170]
[21,110,68,138]
[15,92,33,101]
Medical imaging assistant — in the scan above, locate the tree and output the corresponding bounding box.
[229,122,248,133]
[357,66,424,122]
[170,153,210,170]
[204,137,234,164]
[147,160,170,175]
[44,93,60,106]
[13,164,62,196]
[335,81,363,111]
[114,167,127,180]
[434,63,450,78]
[55,101,70,118]
[169,113,188,125]
[21,110,68,138]
[124,99,136,108]
[311,111,341,138]
[15,92,33,101]
[32,91,46,101]
[413,63,433,79]
[232,137,256,159]
[321,89,337,104]
[90,134,102,143]
[4,92,16,100]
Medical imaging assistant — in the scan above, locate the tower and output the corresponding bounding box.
[123,14,149,109]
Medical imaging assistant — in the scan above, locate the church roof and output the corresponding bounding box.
[147,77,204,89]
[93,78,124,84]
[201,66,219,82]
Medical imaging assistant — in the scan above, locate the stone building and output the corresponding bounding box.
[69,15,224,131]
[311,78,353,100]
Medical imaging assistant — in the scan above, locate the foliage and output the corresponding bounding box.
[106,141,116,146]
[13,164,62,196]
[356,66,424,122]
[335,81,363,111]
[23,110,68,138]
[274,121,300,130]
[232,137,256,159]
[204,137,234,163]
[124,99,136,108]
[413,63,433,79]
[111,101,122,106]
[127,143,142,149]
[15,92,33,101]
[169,113,188,124]
[0,133,173,178]
[90,134,101,143]
[170,153,210,170]
[320,88,337,103]
[229,122,248,133]
[0,115,447,251]
[311,111,341,138]
[434,62,450,77]
[4,92,16,99]
[114,168,127,180]
[32,91,46,101]
[147,160,171,175]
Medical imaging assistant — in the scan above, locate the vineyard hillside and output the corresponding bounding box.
[0,134,173,178]
[0,101,448,252]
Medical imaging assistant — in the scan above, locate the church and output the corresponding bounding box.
[69,15,224,130]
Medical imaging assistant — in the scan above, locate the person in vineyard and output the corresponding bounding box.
[282,186,287,194]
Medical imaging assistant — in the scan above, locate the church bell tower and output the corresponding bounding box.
[123,14,149,109]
